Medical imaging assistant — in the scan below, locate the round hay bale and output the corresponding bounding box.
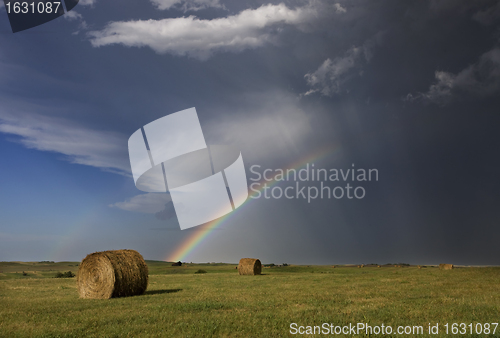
[238,258,261,275]
[77,249,148,299]
[439,263,453,270]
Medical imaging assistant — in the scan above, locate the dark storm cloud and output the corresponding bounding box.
[473,1,500,26]
[2,0,500,263]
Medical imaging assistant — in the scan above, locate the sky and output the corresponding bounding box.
[1,0,500,265]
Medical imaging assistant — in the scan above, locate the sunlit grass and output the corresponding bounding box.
[1,264,499,337]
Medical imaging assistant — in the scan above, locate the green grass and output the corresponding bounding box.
[0,261,81,279]
[1,263,499,337]
[0,261,235,279]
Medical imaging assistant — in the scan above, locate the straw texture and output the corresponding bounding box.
[238,258,261,275]
[439,264,454,270]
[77,249,148,299]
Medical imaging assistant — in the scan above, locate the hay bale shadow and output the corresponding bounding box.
[145,289,182,295]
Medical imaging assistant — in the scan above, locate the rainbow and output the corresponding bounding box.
[165,144,342,262]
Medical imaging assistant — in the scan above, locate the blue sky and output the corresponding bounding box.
[1,0,500,264]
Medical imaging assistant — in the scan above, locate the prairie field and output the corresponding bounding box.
[0,261,499,337]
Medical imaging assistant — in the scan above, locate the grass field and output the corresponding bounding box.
[1,261,499,337]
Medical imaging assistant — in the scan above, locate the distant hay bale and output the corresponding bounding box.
[377,265,381,268]
[238,258,261,275]
[439,264,453,270]
[77,249,148,299]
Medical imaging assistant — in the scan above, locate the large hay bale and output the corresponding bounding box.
[77,249,148,299]
[439,263,453,270]
[238,258,261,275]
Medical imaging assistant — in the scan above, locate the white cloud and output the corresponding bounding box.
[404,71,455,105]
[109,193,171,214]
[89,3,318,60]
[0,112,131,175]
[150,0,223,12]
[304,34,382,96]
[304,47,363,96]
[63,10,88,33]
[333,3,346,13]
[79,0,97,6]
[406,47,500,105]
[64,10,83,21]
